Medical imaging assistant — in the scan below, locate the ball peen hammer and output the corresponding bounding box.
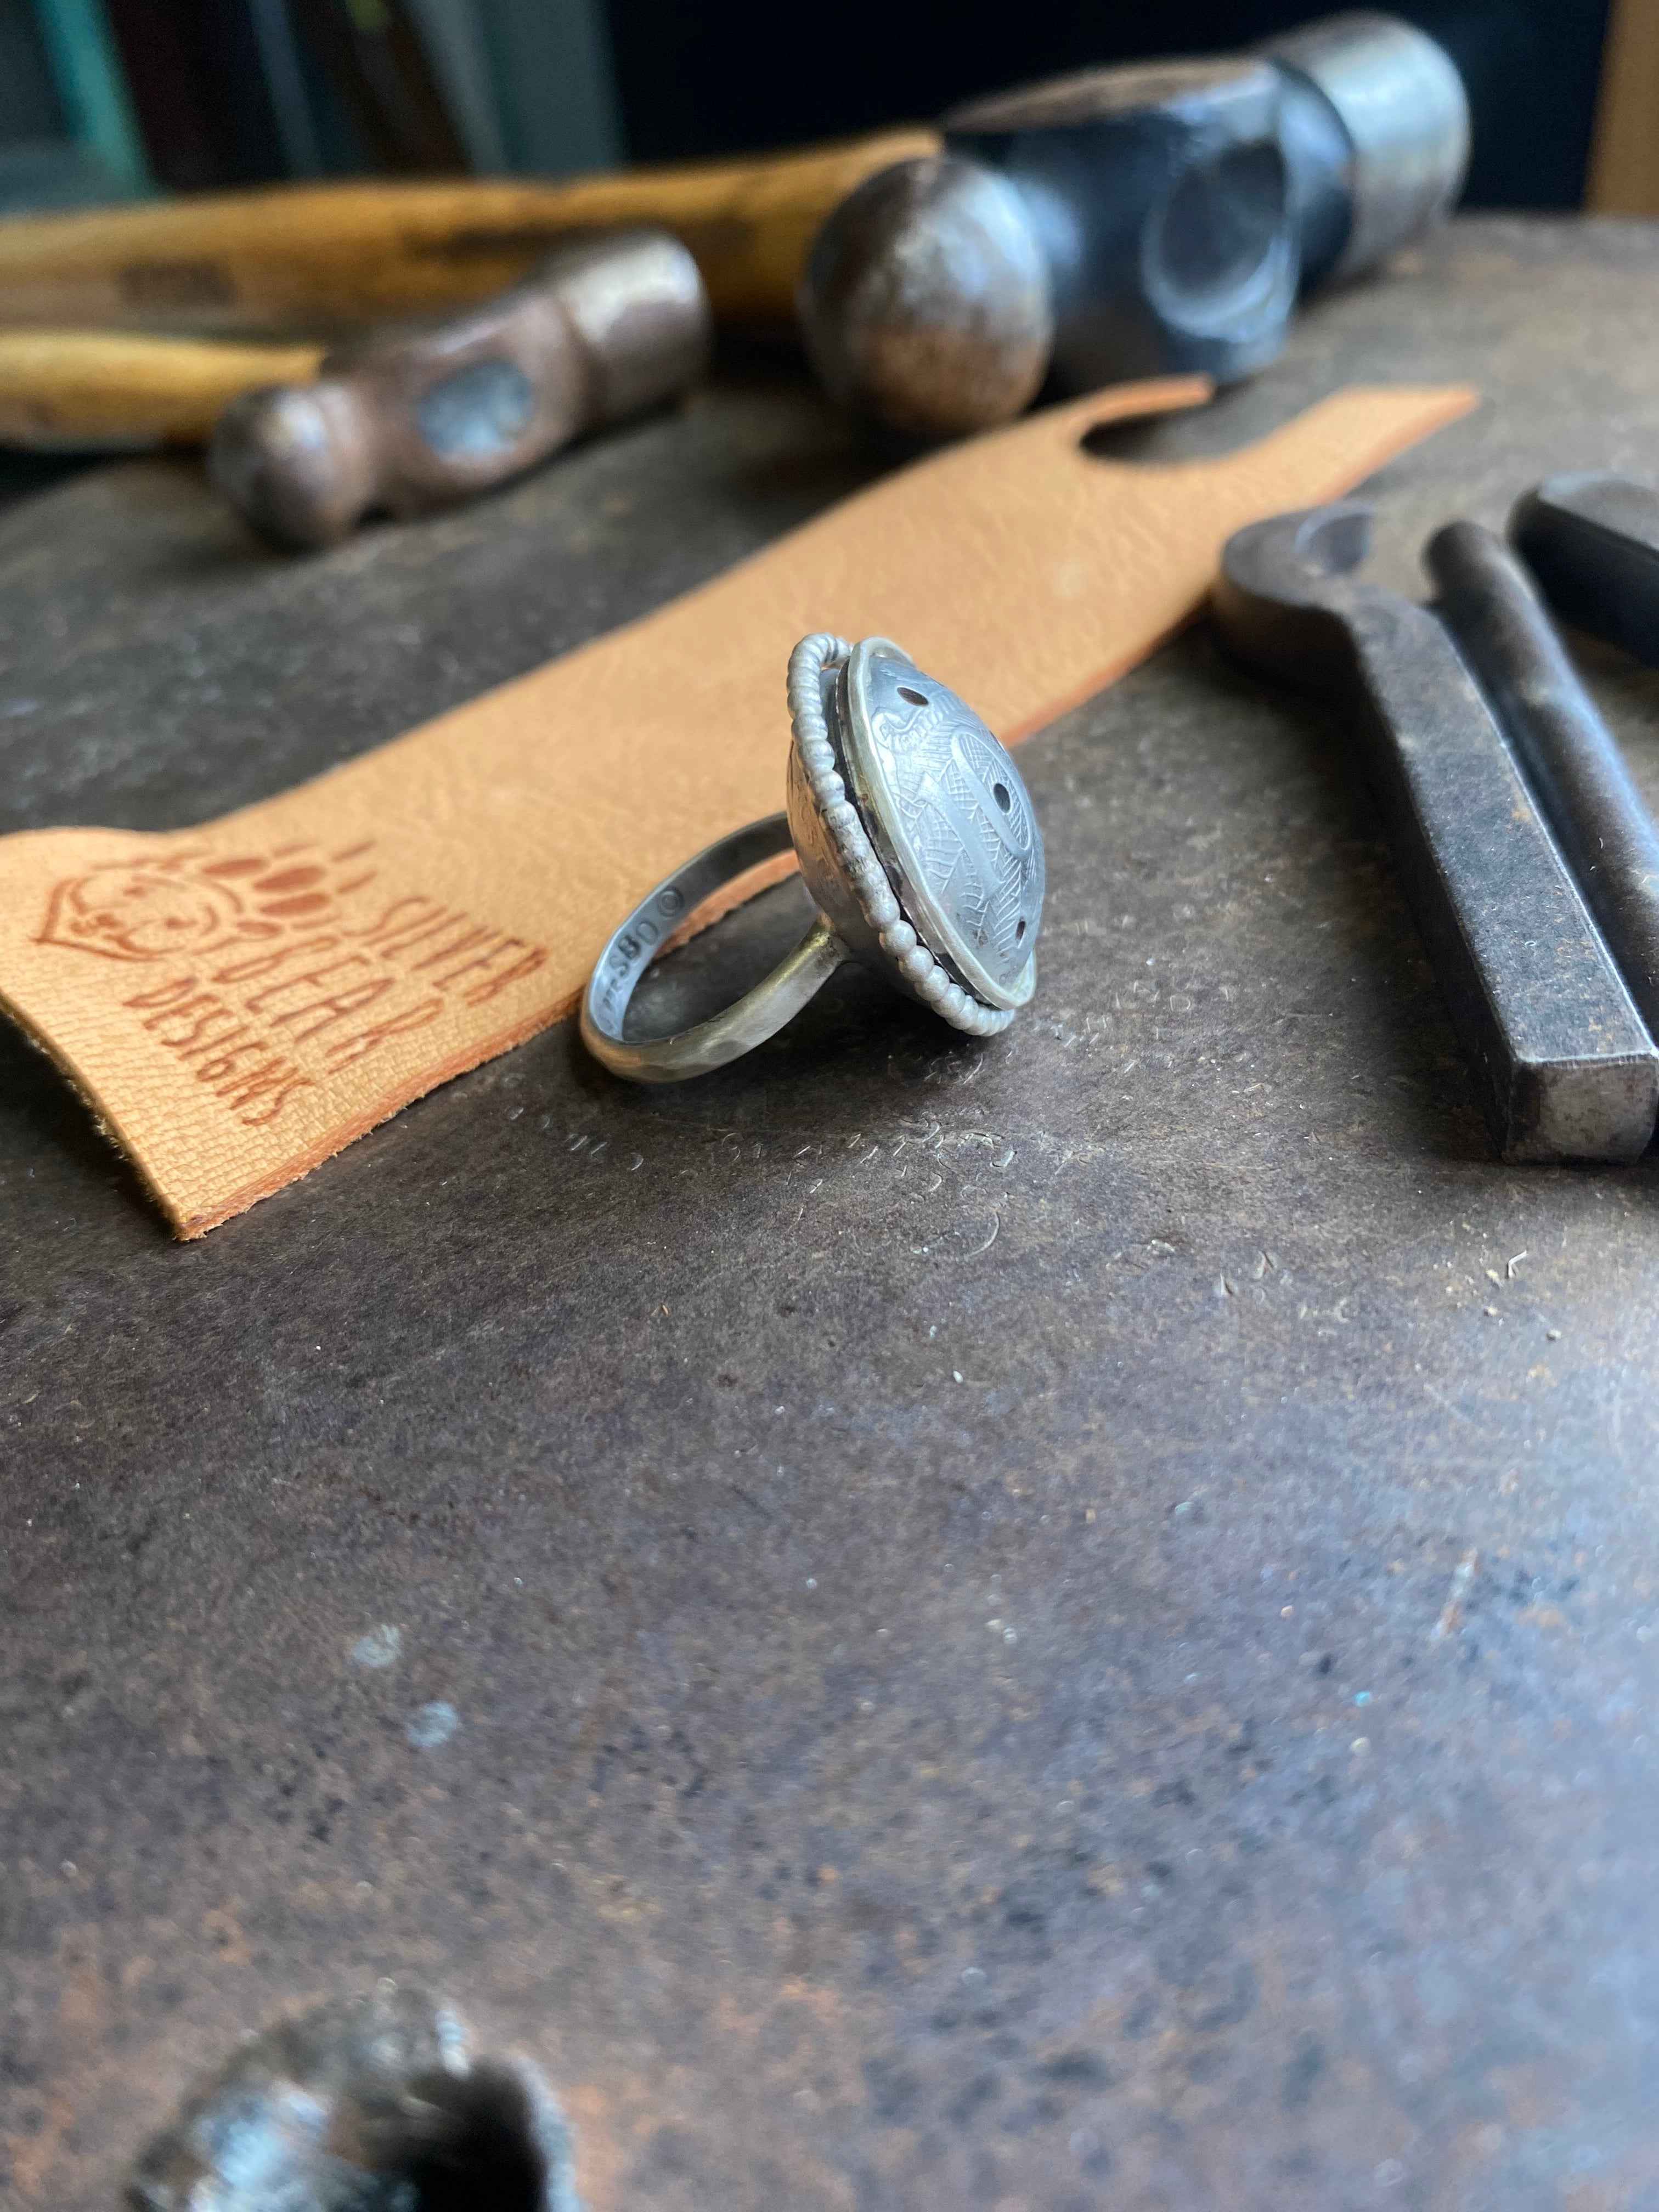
[209,228,710,548]
[800,11,1469,438]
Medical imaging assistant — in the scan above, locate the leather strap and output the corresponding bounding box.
[0,377,1474,1232]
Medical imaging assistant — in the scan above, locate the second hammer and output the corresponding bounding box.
[210,229,711,550]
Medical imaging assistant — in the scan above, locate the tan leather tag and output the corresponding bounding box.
[0,377,1474,1234]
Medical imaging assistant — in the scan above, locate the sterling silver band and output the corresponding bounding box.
[578,812,848,1084]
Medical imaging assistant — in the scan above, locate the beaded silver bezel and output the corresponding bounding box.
[786,631,1033,1039]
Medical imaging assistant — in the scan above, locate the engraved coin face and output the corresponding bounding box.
[839,638,1043,1008]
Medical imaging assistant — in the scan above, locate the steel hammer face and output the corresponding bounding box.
[1261,10,1470,289]
[794,155,1054,443]
[1214,506,1659,1165]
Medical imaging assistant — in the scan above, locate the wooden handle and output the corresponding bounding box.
[0,329,323,447]
[0,131,940,339]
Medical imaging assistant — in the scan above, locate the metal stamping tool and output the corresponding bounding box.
[210,228,710,550]
[799,10,1468,439]
[1429,518,1659,1042]
[1510,471,1659,669]
[581,633,1044,1084]
[1212,503,1659,1163]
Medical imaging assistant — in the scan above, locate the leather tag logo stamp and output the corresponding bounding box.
[37,839,548,1131]
[38,842,379,963]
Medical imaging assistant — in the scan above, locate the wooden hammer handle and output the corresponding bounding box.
[0,131,940,338]
[0,329,324,447]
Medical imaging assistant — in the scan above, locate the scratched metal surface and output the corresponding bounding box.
[6,218,1659,2212]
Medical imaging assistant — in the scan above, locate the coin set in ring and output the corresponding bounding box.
[580,633,1046,1084]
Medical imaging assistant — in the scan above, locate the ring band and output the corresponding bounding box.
[579,812,848,1084]
[580,633,1046,1086]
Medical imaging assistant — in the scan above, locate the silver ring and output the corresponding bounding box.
[580,632,1045,1085]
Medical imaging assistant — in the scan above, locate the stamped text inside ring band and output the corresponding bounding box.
[579,633,1047,1085]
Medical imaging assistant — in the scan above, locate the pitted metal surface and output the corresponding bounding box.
[8,224,1659,2211]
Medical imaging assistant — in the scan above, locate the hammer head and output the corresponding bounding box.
[945,55,1299,392]
[797,155,1053,442]
[798,56,1300,445]
[1261,10,1470,287]
[209,229,710,551]
[797,15,1467,444]
[209,381,379,550]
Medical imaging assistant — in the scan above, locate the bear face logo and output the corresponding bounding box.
[37,843,376,962]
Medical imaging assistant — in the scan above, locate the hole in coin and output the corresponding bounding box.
[376,2064,547,2212]
[1015,917,1027,942]
[993,782,1012,811]
[898,686,929,707]
[127,1987,570,2212]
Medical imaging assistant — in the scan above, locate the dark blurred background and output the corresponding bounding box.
[0,0,1620,215]
[612,1,1610,211]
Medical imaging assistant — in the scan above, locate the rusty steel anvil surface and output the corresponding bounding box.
[7,218,1659,2212]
